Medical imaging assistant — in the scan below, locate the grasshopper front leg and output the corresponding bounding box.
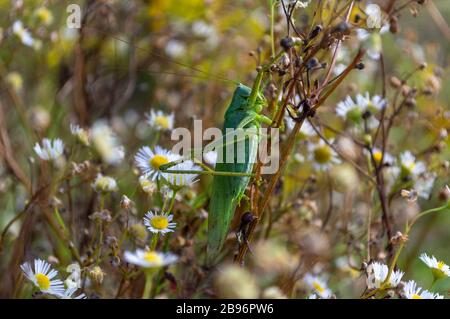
[159,160,255,177]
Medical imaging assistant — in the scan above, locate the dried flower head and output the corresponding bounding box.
[215,265,259,299]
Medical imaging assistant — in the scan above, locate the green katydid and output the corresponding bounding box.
[205,80,272,265]
[159,67,277,265]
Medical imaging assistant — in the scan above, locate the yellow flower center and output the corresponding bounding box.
[437,261,445,270]
[373,151,383,164]
[96,177,109,189]
[143,251,163,265]
[36,8,53,24]
[155,116,170,129]
[150,216,169,230]
[150,155,169,170]
[314,146,332,164]
[404,162,415,173]
[35,273,50,291]
[312,281,325,294]
[6,73,23,91]
[77,131,90,146]
[412,294,422,299]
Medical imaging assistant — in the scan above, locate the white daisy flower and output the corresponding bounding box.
[414,173,436,199]
[162,160,199,188]
[303,273,332,298]
[368,147,394,166]
[34,138,64,161]
[284,111,296,132]
[356,27,387,60]
[365,4,382,29]
[366,262,404,289]
[336,93,385,129]
[12,20,34,47]
[356,92,386,112]
[192,21,214,38]
[308,139,340,171]
[139,175,157,194]
[124,249,178,268]
[282,0,310,9]
[419,253,450,279]
[356,28,371,41]
[70,124,90,146]
[294,153,305,163]
[392,152,433,197]
[192,21,219,49]
[92,174,118,193]
[146,110,175,131]
[143,211,176,235]
[91,120,125,165]
[301,120,316,137]
[134,146,181,180]
[336,95,358,119]
[308,294,318,299]
[386,267,405,288]
[160,185,183,201]
[64,263,81,290]
[398,151,426,177]
[284,110,316,137]
[58,287,87,299]
[203,150,218,166]
[165,40,186,59]
[335,256,360,279]
[21,259,65,296]
[403,280,444,299]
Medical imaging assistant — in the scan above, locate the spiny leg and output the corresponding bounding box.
[159,161,255,177]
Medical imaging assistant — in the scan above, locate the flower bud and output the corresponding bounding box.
[120,195,133,210]
[89,266,105,284]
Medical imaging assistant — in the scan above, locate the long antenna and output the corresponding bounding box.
[85,26,239,85]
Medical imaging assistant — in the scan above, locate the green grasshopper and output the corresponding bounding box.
[206,81,272,264]
[160,68,275,265]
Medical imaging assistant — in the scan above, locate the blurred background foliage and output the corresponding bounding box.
[0,0,449,298]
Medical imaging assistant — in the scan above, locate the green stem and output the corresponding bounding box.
[167,190,177,214]
[409,204,449,227]
[53,207,68,235]
[270,0,275,58]
[151,191,178,296]
[150,233,159,251]
[430,277,438,290]
[162,195,169,211]
[384,203,449,286]
[91,222,104,265]
[152,130,160,147]
[248,69,264,110]
[100,194,105,210]
[142,271,154,299]
[248,50,284,109]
